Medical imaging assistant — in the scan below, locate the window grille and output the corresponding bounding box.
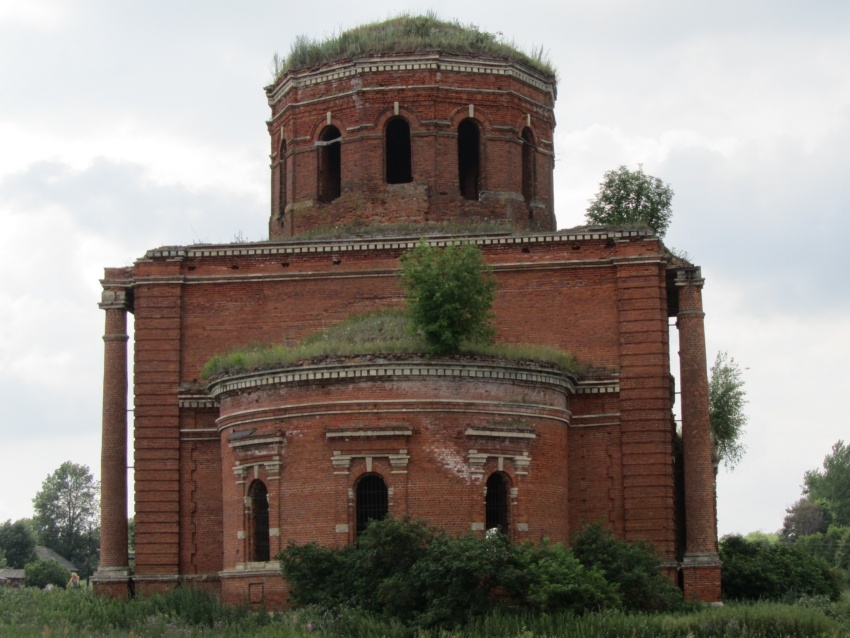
[485,472,509,533]
[249,480,270,562]
[356,474,388,536]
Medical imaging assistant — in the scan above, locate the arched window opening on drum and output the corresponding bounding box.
[318,125,342,203]
[521,128,535,207]
[386,117,412,184]
[458,118,480,200]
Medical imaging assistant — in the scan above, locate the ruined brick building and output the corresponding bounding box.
[93,19,721,607]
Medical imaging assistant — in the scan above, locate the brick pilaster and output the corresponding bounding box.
[676,268,721,601]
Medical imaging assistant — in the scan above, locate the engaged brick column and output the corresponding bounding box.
[676,268,721,602]
[94,282,132,592]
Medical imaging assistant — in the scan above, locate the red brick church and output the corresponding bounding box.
[93,18,721,606]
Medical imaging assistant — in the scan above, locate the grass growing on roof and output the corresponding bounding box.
[271,12,556,80]
[201,310,579,381]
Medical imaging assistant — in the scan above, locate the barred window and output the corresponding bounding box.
[356,474,388,536]
[485,472,509,534]
[248,480,270,562]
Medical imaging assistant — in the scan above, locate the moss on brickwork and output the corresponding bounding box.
[201,310,579,381]
[273,13,556,80]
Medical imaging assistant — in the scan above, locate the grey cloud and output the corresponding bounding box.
[660,123,850,316]
[0,158,267,254]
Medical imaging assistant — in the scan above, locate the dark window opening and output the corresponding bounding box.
[458,118,480,200]
[278,139,287,214]
[521,128,535,205]
[249,480,270,562]
[386,118,412,184]
[356,474,388,536]
[485,472,509,533]
[318,125,341,203]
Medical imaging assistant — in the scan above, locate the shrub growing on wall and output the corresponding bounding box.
[400,240,496,354]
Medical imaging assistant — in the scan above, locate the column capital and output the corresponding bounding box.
[99,289,132,311]
[673,266,704,288]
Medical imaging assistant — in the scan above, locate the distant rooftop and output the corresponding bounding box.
[272,13,556,81]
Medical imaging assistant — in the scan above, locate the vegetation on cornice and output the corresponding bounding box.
[201,311,579,382]
[271,12,556,82]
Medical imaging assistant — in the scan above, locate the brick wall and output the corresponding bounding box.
[114,229,718,605]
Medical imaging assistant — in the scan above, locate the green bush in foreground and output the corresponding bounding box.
[721,534,843,601]
[279,517,681,629]
[24,559,69,589]
[572,522,683,612]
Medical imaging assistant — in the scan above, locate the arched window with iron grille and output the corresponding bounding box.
[317,125,341,203]
[385,117,412,184]
[356,474,388,536]
[248,480,270,562]
[458,118,480,200]
[485,472,510,534]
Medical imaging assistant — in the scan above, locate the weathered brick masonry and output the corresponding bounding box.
[94,42,720,605]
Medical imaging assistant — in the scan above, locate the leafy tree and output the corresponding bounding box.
[0,548,6,567]
[804,440,850,527]
[720,534,842,601]
[781,498,831,542]
[708,351,748,470]
[32,461,100,577]
[400,240,496,354]
[585,165,674,237]
[24,559,70,590]
[0,519,37,568]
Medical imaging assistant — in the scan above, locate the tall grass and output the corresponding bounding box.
[201,311,580,381]
[2,587,849,637]
[273,12,556,80]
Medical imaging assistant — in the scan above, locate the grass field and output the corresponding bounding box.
[2,586,850,637]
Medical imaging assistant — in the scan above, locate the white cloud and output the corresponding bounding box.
[0,0,66,30]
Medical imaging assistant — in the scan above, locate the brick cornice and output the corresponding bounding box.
[266,52,556,109]
[208,358,576,400]
[142,228,657,261]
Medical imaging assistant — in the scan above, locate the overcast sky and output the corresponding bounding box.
[1,0,848,538]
